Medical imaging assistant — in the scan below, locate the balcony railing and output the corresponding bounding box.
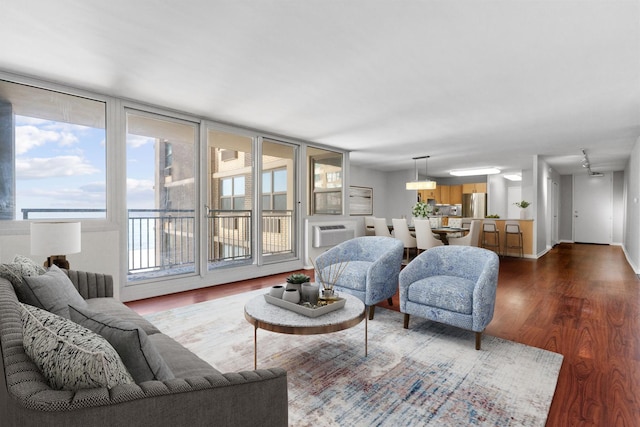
[22,208,294,277]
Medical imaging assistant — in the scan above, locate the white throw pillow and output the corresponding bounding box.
[21,304,134,391]
[21,264,87,318]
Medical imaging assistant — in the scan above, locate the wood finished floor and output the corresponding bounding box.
[126,243,640,427]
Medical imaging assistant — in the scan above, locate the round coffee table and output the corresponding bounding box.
[244,292,367,369]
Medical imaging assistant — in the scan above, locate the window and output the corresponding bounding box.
[126,110,197,281]
[0,80,107,220]
[262,168,287,211]
[221,176,246,210]
[309,148,343,215]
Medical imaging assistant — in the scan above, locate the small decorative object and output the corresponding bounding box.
[300,282,319,305]
[282,289,300,304]
[285,272,311,292]
[486,214,500,218]
[514,200,531,219]
[268,285,285,299]
[309,257,349,300]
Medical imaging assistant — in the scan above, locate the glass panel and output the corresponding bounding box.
[262,172,271,193]
[262,195,271,210]
[308,147,343,215]
[261,140,296,258]
[0,80,106,220]
[273,169,287,192]
[126,111,197,281]
[206,128,253,268]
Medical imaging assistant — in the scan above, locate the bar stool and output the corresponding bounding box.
[481,220,500,254]
[504,221,524,258]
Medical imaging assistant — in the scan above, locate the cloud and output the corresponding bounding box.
[127,178,155,194]
[16,156,100,179]
[127,135,154,148]
[14,125,60,154]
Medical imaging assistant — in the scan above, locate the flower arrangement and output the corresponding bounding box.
[285,273,311,285]
[412,201,433,218]
[514,200,531,209]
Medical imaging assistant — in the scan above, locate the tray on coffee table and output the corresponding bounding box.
[263,294,346,318]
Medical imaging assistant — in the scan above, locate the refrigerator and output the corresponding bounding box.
[462,193,487,218]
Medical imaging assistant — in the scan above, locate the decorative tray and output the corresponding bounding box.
[264,294,346,318]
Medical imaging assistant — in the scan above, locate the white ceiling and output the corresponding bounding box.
[1,1,638,177]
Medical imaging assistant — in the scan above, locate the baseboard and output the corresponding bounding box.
[621,245,640,274]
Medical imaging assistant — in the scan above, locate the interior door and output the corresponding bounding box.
[573,172,612,244]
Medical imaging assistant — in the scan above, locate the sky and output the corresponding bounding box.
[14,115,156,220]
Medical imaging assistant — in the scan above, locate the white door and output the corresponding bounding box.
[573,173,612,244]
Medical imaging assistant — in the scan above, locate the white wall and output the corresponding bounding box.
[613,171,625,244]
[623,137,640,273]
[487,174,507,218]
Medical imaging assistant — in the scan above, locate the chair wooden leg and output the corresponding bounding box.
[475,331,482,350]
[403,313,410,329]
[387,297,393,306]
[368,305,375,320]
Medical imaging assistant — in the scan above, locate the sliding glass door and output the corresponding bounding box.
[206,128,254,269]
[126,110,198,281]
[261,139,297,261]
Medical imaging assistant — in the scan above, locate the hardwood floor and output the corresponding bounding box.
[126,243,640,426]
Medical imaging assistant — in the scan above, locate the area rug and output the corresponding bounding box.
[145,289,563,426]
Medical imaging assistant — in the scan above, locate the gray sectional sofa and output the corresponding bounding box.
[0,270,288,427]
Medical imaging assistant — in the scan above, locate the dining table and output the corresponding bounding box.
[387,223,469,245]
[427,227,469,245]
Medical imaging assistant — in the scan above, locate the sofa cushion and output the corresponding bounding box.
[20,304,135,391]
[21,265,88,318]
[147,333,222,378]
[85,298,161,335]
[69,305,174,383]
[407,275,476,315]
[0,255,46,296]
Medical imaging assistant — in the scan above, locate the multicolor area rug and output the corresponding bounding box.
[145,289,562,426]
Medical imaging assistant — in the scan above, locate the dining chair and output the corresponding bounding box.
[373,218,393,237]
[448,219,481,246]
[447,217,463,237]
[392,218,417,262]
[364,216,376,236]
[413,219,444,252]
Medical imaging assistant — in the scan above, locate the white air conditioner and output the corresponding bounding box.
[312,225,355,248]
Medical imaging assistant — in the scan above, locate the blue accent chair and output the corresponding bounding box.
[399,245,499,350]
[313,236,404,319]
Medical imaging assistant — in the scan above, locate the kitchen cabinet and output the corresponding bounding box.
[462,182,487,193]
[418,187,440,202]
[438,185,450,204]
[450,185,463,204]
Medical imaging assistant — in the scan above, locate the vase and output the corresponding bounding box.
[520,209,527,220]
[285,282,302,292]
[282,289,300,304]
[300,282,319,305]
[268,285,285,299]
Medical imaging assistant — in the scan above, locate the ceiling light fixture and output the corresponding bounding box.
[503,174,522,181]
[581,149,603,177]
[406,156,437,190]
[449,167,501,177]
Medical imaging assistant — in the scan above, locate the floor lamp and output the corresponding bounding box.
[30,222,81,270]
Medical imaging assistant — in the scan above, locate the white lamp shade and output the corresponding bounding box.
[406,180,437,190]
[30,222,81,256]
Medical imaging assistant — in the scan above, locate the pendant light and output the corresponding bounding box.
[406,155,437,190]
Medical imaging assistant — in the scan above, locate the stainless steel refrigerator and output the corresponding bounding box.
[462,193,487,218]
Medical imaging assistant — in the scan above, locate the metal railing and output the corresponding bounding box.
[22,208,294,276]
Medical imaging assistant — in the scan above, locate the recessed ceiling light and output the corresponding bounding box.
[449,168,501,176]
[503,174,522,181]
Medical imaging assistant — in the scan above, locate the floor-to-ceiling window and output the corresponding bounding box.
[0,80,107,221]
[261,139,297,261]
[126,110,198,281]
[206,128,254,268]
